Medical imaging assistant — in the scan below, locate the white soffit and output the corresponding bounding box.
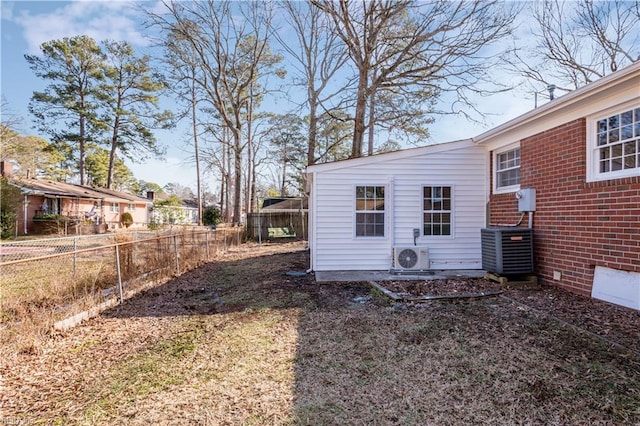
[474,62,640,150]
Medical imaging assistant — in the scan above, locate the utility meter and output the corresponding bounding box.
[515,188,536,212]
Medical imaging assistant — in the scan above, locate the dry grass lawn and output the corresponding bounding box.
[1,241,639,425]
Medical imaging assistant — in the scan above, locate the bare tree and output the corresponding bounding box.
[509,0,640,91]
[312,0,517,158]
[275,0,350,166]
[164,28,207,225]
[148,0,281,225]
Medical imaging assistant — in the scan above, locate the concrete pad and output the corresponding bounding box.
[314,270,486,283]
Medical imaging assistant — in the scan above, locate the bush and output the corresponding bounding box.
[1,177,21,239]
[203,206,221,226]
[121,212,133,228]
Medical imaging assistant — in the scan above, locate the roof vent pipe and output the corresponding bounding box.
[547,84,556,101]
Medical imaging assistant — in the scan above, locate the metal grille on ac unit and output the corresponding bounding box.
[393,246,430,271]
[481,228,533,274]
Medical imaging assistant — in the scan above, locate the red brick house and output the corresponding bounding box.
[307,61,639,310]
[475,61,639,309]
[1,163,152,234]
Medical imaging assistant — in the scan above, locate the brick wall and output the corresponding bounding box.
[489,118,640,296]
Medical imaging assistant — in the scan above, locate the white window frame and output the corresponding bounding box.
[493,143,521,194]
[422,185,454,238]
[353,184,386,238]
[128,203,136,211]
[586,102,640,183]
[110,202,119,213]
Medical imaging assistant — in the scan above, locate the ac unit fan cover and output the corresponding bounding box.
[397,248,418,269]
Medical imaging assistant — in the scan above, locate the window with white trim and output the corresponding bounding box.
[128,203,136,211]
[423,186,452,236]
[593,107,640,179]
[110,202,119,213]
[355,185,385,237]
[495,146,520,191]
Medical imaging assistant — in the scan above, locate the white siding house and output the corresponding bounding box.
[307,139,487,272]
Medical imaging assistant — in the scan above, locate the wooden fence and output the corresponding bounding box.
[245,211,308,241]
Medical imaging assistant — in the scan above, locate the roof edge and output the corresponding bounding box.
[306,138,474,173]
[473,61,640,145]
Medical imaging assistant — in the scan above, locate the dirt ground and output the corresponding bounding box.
[1,241,639,425]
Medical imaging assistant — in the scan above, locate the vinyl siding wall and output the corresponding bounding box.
[311,142,487,271]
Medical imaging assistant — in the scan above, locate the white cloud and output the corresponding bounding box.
[13,1,149,54]
[1,1,15,21]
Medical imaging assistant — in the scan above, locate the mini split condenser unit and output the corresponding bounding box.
[393,246,430,271]
[481,228,534,275]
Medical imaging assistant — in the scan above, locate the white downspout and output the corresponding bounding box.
[307,172,316,273]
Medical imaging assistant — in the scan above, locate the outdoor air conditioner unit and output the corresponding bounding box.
[481,228,534,275]
[393,246,430,271]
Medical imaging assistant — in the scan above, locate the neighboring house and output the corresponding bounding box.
[307,61,639,310]
[146,191,199,225]
[85,186,153,229]
[1,163,152,234]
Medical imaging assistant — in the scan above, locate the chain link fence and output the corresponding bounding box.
[0,226,244,347]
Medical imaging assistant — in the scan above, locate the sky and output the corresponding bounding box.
[1,0,539,191]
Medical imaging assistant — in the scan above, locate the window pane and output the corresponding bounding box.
[621,110,633,126]
[609,129,619,143]
[496,148,520,187]
[621,125,633,140]
[598,131,607,146]
[355,212,384,237]
[598,119,607,133]
[609,115,619,130]
[624,141,637,169]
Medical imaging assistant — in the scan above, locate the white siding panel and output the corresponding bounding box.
[312,142,487,271]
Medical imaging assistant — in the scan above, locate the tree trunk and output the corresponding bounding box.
[190,69,202,225]
[79,99,86,186]
[107,113,121,189]
[352,70,368,158]
[367,69,377,156]
[232,128,242,226]
[308,99,317,166]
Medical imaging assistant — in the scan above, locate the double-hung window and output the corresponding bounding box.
[423,186,452,236]
[590,106,640,181]
[495,146,520,192]
[355,185,385,237]
[110,203,119,213]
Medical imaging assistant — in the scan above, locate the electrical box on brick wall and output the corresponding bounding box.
[515,188,536,212]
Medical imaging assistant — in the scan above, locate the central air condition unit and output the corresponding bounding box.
[393,246,430,271]
[481,228,533,275]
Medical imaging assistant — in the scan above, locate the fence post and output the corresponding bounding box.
[206,231,210,260]
[173,235,180,274]
[73,236,78,277]
[115,244,124,303]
